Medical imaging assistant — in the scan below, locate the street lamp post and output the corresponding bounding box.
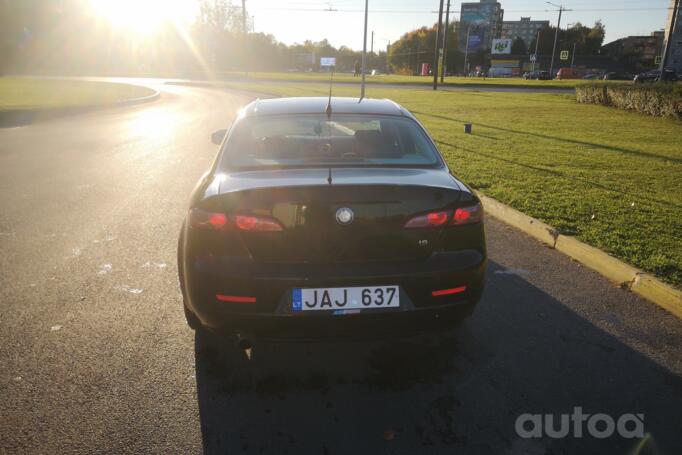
[360,0,368,99]
[547,2,567,79]
[660,0,680,72]
[433,0,445,90]
[440,0,451,83]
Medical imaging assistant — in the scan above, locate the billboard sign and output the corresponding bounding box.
[492,39,512,54]
[459,2,496,52]
[320,57,336,67]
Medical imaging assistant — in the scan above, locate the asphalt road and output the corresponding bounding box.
[1,82,681,455]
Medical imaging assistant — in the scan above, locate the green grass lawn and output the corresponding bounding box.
[209,71,582,89]
[212,80,682,288]
[0,77,155,110]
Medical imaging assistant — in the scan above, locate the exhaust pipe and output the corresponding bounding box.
[236,332,253,359]
[237,336,252,351]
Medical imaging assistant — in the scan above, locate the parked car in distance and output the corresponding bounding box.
[603,72,632,81]
[634,70,660,83]
[178,97,487,342]
[633,70,678,83]
[523,70,550,80]
[659,69,679,82]
[557,67,580,79]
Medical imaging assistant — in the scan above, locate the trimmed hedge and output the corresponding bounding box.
[576,82,682,119]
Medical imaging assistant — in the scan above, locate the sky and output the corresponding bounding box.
[244,0,673,50]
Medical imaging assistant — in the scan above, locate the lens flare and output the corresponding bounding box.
[89,0,194,36]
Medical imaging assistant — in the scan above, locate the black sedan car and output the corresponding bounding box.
[523,71,550,80]
[178,97,486,340]
[634,69,679,83]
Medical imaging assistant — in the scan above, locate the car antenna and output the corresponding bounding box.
[326,64,334,185]
[325,64,334,118]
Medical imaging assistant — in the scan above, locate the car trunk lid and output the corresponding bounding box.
[218,168,463,264]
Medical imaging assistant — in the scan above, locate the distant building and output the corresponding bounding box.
[602,32,665,72]
[458,0,504,52]
[501,17,549,50]
[662,0,682,72]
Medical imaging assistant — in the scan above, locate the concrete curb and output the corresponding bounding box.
[476,191,682,320]
[0,89,160,127]
[476,195,558,247]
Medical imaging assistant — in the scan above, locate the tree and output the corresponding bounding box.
[197,0,243,32]
[584,20,606,54]
[528,21,605,58]
[511,37,527,55]
[388,22,461,75]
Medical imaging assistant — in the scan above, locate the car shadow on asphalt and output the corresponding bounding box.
[193,261,682,455]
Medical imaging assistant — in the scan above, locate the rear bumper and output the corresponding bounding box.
[183,250,486,338]
[199,303,479,340]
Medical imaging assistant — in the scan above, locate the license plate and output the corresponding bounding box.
[292,286,399,312]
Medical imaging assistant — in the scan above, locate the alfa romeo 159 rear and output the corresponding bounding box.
[178,97,486,339]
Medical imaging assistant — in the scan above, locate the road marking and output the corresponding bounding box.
[115,284,143,294]
[142,261,167,269]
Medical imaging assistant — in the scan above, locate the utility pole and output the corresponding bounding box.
[463,25,471,75]
[532,29,540,72]
[242,0,248,78]
[386,41,390,73]
[571,42,576,68]
[433,0,444,90]
[660,0,680,72]
[370,31,374,73]
[440,0,451,83]
[547,2,566,79]
[361,0,368,99]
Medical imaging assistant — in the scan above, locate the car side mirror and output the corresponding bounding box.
[211,129,227,145]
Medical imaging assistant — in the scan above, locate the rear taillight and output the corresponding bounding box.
[404,210,450,229]
[404,203,482,229]
[189,208,283,232]
[233,215,283,232]
[450,203,483,226]
[189,208,229,231]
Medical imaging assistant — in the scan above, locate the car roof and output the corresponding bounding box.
[241,97,413,118]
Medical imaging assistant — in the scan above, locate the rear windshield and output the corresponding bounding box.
[219,114,442,170]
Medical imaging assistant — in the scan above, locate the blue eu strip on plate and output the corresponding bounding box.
[292,288,302,312]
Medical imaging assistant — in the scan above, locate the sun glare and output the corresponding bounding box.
[89,0,194,35]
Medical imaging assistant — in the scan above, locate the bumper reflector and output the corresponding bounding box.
[216,294,257,304]
[431,286,467,297]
